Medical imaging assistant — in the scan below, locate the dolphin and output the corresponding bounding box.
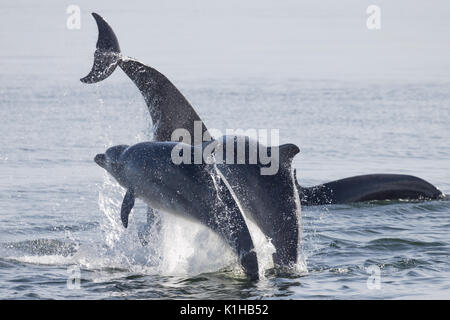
[81,13,444,207]
[211,136,302,268]
[81,13,445,279]
[94,142,260,280]
[81,13,208,142]
[81,13,304,273]
[297,173,444,206]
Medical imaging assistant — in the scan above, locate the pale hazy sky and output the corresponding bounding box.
[1,0,449,81]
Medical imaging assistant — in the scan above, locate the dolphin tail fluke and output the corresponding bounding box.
[80,13,210,142]
[80,13,121,84]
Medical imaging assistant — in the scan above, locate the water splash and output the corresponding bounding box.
[94,167,241,278]
[158,213,238,276]
[98,172,125,249]
[73,88,307,279]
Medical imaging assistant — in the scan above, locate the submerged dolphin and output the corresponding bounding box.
[297,173,443,205]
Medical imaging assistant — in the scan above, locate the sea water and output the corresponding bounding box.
[0,0,449,299]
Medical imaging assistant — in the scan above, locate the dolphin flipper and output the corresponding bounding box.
[120,189,135,228]
[81,13,209,142]
[297,174,444,205]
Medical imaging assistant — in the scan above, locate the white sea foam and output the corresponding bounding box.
[94,170,241,278]
[7,254,73,266]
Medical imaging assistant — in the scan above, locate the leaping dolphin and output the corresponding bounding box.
[81,13,443,207]
[82,13,304,278]
[81,13,208,142]
[93,142,260,279]
[81,12,444,278]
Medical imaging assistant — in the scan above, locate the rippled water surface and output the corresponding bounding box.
[1,1,449,299]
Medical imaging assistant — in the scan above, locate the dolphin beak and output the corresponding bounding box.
[94,153,106,168]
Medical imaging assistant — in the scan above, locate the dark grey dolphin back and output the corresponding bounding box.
[80,13,209,142]
[214,137,301,268]
[298,173,444,205]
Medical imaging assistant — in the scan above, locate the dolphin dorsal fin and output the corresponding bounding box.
[120,189,135,228]
[278,143,300,164]
[264,143,300,174]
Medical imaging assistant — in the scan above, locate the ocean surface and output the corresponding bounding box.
[0,1,449,299]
